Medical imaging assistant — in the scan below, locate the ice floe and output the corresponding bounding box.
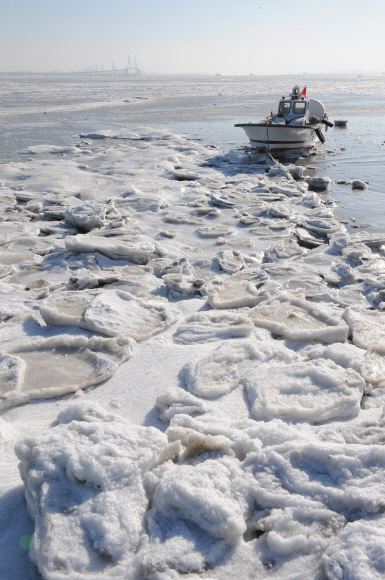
[1,122,385,580]
[344,307,385,349]
[243,358,364,422]
[250,292,349,343]
[1,334,133,410]
[174,310,254,343]
[83,291,179,340]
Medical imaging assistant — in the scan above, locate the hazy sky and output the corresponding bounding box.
[1,0,384,74]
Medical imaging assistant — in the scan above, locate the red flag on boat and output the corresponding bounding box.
[300,86,307,97]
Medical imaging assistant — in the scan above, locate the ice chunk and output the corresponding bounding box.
[0,288,42,319]
[323,519,385,580]
[164,212,205,225]
[152,256,194,278]
[0,354,26,396]
[250,292,348,343]
[350,231,385,249]
[215,249,245,273]
[243,358,364,422]
[183,340,296,399]
[155,387,208,422]
[65,234,155,264]
[0,334,133,410]
[304,342,365,374]
[0,221,40,245]
[196,225,236,238]
[174,310,254,343]
[311,287,371,309]
[40,290,98,329]
[323,263,356,285]
[362,344,385,384]
[162,273,203,297]
[141,455,253,574]
[282,276,326,297]
[65,202,107,232]
[304,176,331,190]
[116,195,167,213]
[205,279,270,309]
[209,191,240,207]
[295,227,325,248]
[342,242,372,263]
[352,179,368,190]
[182,342,254,398]
[265,237,306,262]
[147,457,251,540]
[159,229,176,238]
[260,506,344,558]
[343,307,385,349]
[266,202,295,219]
[242,421,385,514]
[217,236,254,247]
[83,290,179,341]
[191,206,221,217]
[300,217,344,237]
[15,405,167,579]
[18,144,79,155]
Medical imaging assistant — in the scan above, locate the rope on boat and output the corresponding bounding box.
[261,146,296,183]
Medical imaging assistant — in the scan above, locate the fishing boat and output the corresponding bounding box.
[235,85,333,153]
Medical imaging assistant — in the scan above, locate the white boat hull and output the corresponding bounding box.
[234,123,321,152]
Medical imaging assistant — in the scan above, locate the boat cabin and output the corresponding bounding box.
[277,98,308,123]
[271,86,325,126]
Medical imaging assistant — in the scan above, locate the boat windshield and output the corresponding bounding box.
[293,101,306,114]
[278,101,291,114]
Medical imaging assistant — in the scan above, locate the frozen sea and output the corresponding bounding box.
[1,74,385,229]
[1,75,385,580]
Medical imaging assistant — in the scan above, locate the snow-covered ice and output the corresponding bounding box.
[0,120,385,580]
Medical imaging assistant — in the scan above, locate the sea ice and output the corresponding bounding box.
[362,344,385,384]
[343,307,385,349]
[162,273,203,297]
[250,292,349,343]
[15,403,167,579]
[155,387,208,422]
[243,358,364,422]
[304,176,331,190]
[65,234,156,263]
[342,242,372,263]
[323,518,385,580]
[300,217,344,237]
[183,342,255,398]
[215,249,245,273]
[174,310,254,344]
[295,226,325,248]
[304,342,365,374]
[0,334,133,410]
[164,212,205,226]
[196,225,236,237]
[205,278,270,309]
[352,179,368,190]
[2,117,385,580]
[83,290,179,341]
[265,237,306,262]
[65,202,107,232]
[323,263,356,286]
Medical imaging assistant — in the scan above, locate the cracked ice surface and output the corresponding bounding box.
[0,125,385,580]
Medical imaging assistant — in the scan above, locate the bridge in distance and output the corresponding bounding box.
[0,67,142,77]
